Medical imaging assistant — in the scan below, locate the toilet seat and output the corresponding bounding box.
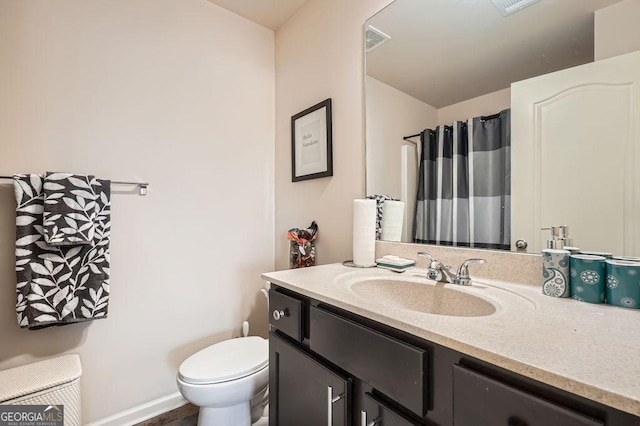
[178,336,268,385]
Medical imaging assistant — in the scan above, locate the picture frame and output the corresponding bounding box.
[291,98,333,182]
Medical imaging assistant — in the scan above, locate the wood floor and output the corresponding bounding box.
[133,404,198,426]
[134,403,269,425]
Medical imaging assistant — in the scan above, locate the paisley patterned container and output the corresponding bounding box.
[542,249,571,298]
[570,254,606,304]
[605,260,640,309]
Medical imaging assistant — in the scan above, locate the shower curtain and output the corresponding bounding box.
[414,109,510,250]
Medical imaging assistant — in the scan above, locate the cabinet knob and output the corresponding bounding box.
[272,309,286,321]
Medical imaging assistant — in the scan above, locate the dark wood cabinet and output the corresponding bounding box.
[310,306,429,417]
[269,290,305,341]
[269,331,350,426]
[268,285,640,426]
[452,365,604,426]
[361,392,424,426]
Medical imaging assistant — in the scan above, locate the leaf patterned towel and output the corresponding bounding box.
[14,174,111,329]
[366,194,398,240]
[43,172,99,246]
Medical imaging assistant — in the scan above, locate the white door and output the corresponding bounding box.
[511,49,640,255]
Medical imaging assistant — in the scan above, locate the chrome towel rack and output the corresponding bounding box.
[0,175,149,196]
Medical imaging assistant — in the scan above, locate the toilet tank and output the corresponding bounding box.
[0,354,82,426]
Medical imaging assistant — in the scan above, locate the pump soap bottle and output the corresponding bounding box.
[542,225,573,249]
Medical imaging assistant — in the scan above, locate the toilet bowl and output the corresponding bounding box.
[177,336,269,426]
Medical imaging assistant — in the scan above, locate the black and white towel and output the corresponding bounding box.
[14,174,111,329]
[43,172,98,246]
[367,195,398,240]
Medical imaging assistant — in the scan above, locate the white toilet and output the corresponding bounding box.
[176,336,269,426]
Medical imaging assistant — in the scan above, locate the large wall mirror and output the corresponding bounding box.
[365,0,640,256]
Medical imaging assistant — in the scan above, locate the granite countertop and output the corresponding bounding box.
[262,263,640,417]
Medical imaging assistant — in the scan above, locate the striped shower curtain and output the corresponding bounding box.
[414,109,510,250]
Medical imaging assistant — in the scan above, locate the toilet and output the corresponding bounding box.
[176,336,269,426]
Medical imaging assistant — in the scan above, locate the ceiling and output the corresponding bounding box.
[366,0,622,108]
[206,0,308,31]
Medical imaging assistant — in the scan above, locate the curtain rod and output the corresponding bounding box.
[403,133,421,141]
[403,112,505,141]
[0,176,149,196]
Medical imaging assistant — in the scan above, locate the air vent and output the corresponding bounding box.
[490,0,541,16]
[365,25,391,53]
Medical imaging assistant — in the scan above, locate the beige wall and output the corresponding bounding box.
[365,77,437,199]
[0,0,274,423]
[437,88,511,125]
[274,0,394,269]
[595,0,640,61]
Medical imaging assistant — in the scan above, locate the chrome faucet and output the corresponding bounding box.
[417,252,486,286]
[417,252,456,283]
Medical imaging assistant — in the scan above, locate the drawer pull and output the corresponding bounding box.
[360,411,380,426]
[272,309,287,321]
[508,417,528,426]
[327,386,344,426]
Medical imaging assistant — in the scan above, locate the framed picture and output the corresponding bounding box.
[291,98,333,182]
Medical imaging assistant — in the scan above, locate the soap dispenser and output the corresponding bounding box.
[541,225,572,298]
[542,225,573,249]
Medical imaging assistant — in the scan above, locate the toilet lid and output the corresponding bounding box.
[178,336,268,385]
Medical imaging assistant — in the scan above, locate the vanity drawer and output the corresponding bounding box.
[269,289,304,341]
[310,306,428,417]
[453,365,604,426]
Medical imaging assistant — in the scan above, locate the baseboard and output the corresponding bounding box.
[85,392,187,426]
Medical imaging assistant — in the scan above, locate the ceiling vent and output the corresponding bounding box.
[365,25,391,53]
[490,0,541,16]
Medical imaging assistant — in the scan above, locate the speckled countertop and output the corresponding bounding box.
[262,264,640,417]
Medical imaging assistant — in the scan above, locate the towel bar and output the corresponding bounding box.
[0,175,149,196]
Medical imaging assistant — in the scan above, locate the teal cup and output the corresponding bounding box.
[579,251,613,259]
[605,260,640,309]
[570,255,606,304]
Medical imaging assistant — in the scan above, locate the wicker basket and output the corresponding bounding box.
[0,354,82,426]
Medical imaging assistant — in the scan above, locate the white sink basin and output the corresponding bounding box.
[350,278,497,317]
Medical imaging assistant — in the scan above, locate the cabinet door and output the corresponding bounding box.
[270,332,351,426]
[360,392,424,426]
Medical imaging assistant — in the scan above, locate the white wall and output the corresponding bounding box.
[595,0,640,61]
[365,77,437,199]
[438,88,511,125]
[274,0,394,269]
[0,0,274,422]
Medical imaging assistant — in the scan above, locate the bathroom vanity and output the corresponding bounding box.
[263,264,640,426]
